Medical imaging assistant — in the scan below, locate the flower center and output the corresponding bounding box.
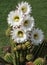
[17,31,23,37]
[34,34,38,39]
[13,16,19,22]
[24,20,28,26]
[21,6,27,13]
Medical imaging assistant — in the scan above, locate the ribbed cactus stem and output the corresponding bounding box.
[10,39,17,65]
[33,58,45,65]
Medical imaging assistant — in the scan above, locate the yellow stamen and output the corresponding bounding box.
[13,16,19,22]
[17,31,23,37]
[24,20,28,26]
[34,34,38,39]
[21,6,27,13]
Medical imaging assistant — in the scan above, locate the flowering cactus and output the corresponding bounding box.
[4,1,44,65]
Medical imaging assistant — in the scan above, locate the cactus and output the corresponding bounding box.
[4,1,44,65]
[6,27,11,37]
[4,53,13,63]
[25,41,31,49]
[26,54,33,61]
[33,58,45,65]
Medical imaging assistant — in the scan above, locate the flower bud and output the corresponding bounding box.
[22,44,26,50]
[25,41,31,49]
[16,45,22,50]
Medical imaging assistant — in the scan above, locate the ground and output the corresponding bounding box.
[0,0,47,56]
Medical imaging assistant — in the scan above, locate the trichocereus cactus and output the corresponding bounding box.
[4,1,44,65]
[33,58,45,65]
[4,53,13,63]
